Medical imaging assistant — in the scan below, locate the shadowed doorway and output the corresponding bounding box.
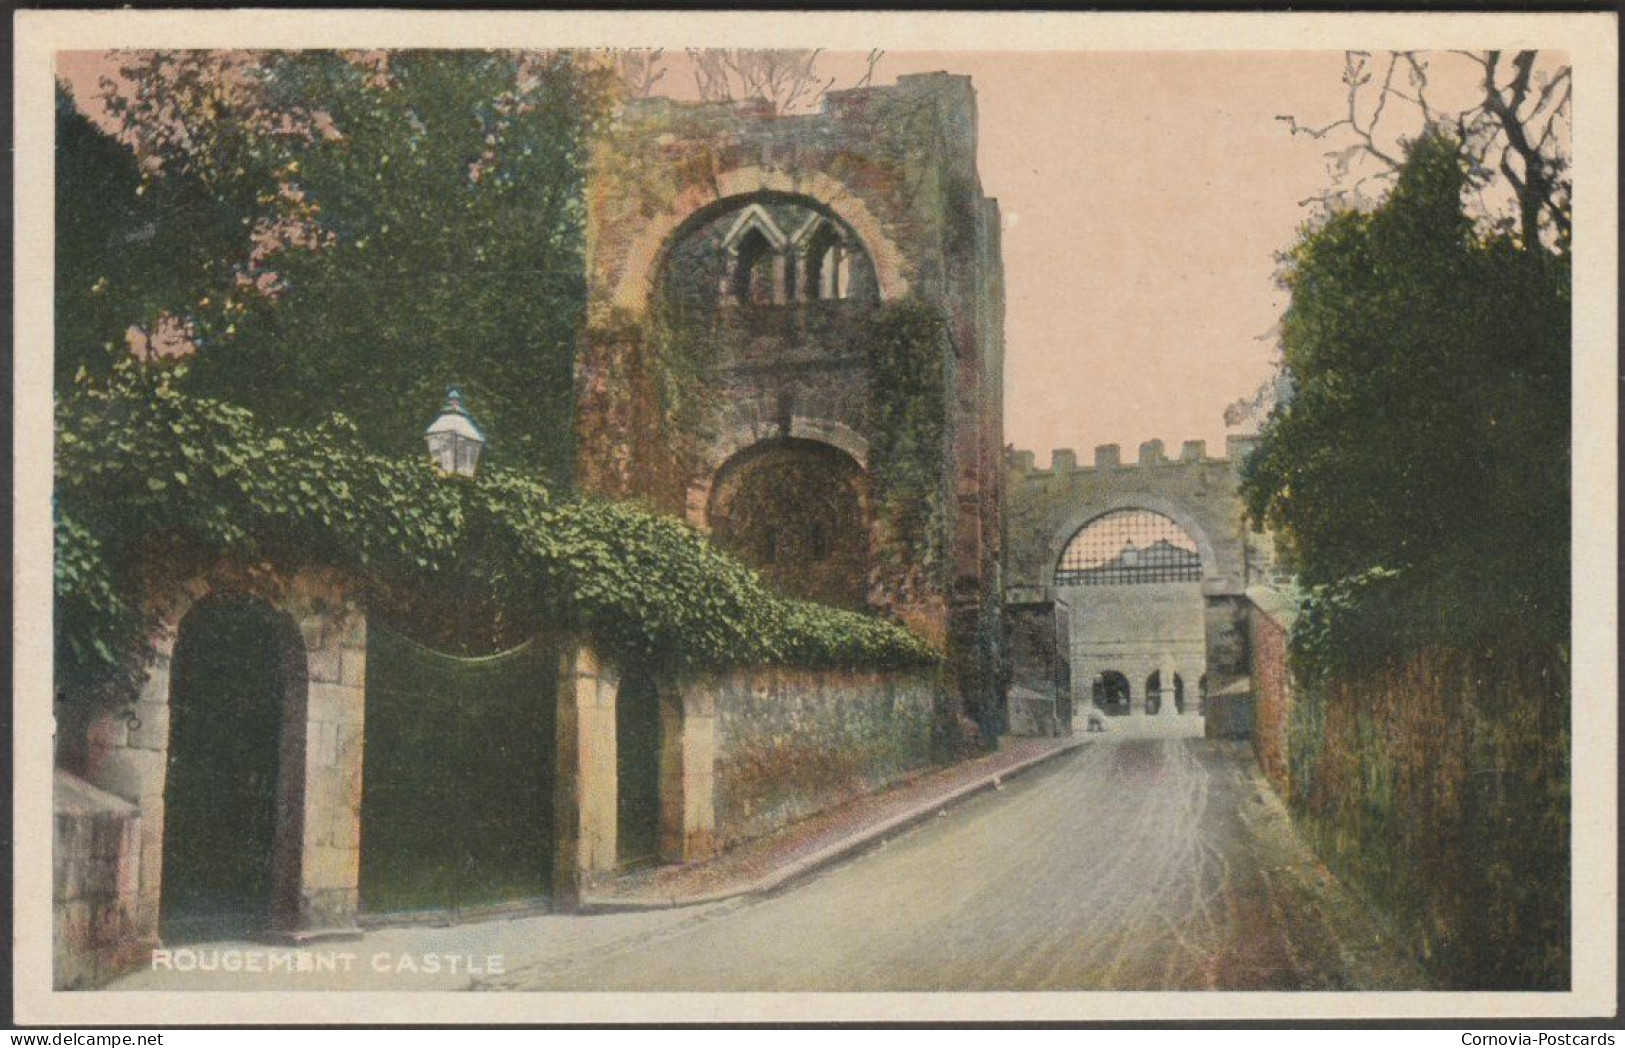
[707,439,870,610]
[161,595,303,943]
[616,665,662,870]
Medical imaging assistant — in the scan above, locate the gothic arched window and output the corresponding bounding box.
[796,217,850,301]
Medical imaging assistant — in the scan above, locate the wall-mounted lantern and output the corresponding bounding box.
[425,386,485,478]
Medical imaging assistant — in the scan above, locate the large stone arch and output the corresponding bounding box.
[687,416,872,528]
[608,167,910,314]
[1049,493,1221,592]
[704,436,873,610]
[78,562,368,945]
[1049,497,1215,730]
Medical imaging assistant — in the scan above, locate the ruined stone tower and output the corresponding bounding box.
[576,73,1007,738]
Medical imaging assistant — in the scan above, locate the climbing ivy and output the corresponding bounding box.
[863,300,950,590]
[55,364,940,710]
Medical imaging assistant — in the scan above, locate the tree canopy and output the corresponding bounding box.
[55,80,260,387]
[74,50,616,481]
[1241,130,1570,673]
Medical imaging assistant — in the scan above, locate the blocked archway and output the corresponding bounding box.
[707,438,871,610]
[656,192,881,314]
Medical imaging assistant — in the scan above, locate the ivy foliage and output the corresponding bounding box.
[1241,131,1570,677]
[863,300,950,586]
[56,368,940,709]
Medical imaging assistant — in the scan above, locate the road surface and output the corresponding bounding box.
[482,736,1424,992]
[113,735,1425,992]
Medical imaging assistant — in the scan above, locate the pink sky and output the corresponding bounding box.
[57,49,1491,461]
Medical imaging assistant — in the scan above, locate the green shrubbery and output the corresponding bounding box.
[1244,129,1572,989]
[1242,131,1570,679]
[55,366,940,709]
[864,299,951,585]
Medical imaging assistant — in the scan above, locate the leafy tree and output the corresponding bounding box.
[1242,130,1569,671]
[54,79,259,387]
[100,50,614,481]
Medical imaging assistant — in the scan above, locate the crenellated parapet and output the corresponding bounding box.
[1001,433,1285,728]
[1005,435,1258,479]
[1002,434,1276,607]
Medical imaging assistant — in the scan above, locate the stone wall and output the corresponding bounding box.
[1004,439,1260,603]
[1004,600,1070,735]
[54,771,143,989]
[697,666,941,849]
[1241,585,1568,988]
[1285,642,1569,989]
[1004,438,1278,722]
[1247,588,1296,794]
[1064,581,1206,716]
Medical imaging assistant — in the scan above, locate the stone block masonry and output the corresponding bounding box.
[1003,437,1288,726]
[54,771,144,989]
[577,72,1006,738]
[62,562,369,984]
[547,647,943,907]
[698,666,941,850]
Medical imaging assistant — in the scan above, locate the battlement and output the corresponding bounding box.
[1006,435,1259,478]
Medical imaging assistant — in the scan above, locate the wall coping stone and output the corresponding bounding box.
[1246,585,1303,630]
[55,770,139,818]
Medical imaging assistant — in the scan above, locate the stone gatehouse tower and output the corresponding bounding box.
[576,73,1007,733]
[1002,437,1285,733]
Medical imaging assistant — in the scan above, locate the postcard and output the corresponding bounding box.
[13,8,1618,1025]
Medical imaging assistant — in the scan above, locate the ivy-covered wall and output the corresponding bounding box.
[54,371,940,717]
[1277,639,1569,989]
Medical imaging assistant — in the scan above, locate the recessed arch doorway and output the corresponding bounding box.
[1057,508,1208,722]
[161,594,306,943]
[707,438,871,610]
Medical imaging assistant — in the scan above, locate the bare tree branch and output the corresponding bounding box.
[1283,48,1571,250]
[683,48,882,115]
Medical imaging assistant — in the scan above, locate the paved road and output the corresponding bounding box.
[113,736,1425,993]
[482,737,1424,992]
